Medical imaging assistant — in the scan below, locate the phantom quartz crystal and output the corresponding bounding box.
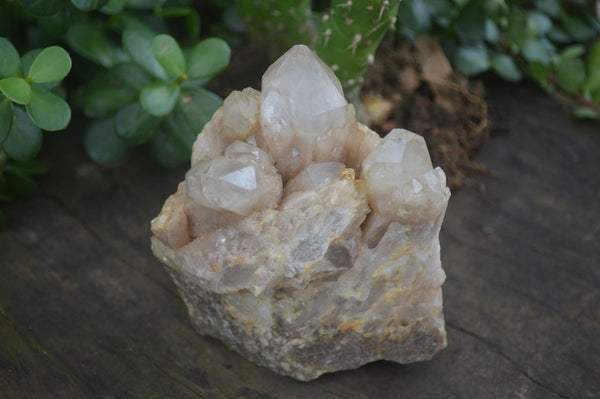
[151,44,450,381]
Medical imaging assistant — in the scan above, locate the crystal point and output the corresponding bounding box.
[151,45,450,381]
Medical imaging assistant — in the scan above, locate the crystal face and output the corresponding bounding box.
[151,45,450,381]
[257,45,355,181]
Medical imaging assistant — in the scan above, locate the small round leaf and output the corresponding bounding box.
[178,87,222,135]
[0,96,13,143]
[26,86,71,131]
[1,107,42,160]
[112,63,152,92]
[140,81,180,117]
[0,37,23,78]
[84,118,130,165]
[150,127,189,168]
[586,40,600,92]
[557,57,585,95]
[454,1,487,41]
[82,86,134,118]
[490,54,522,82]
[19,0,62,16]
[454,46,490,76]
[115,101,159,146]
[521,39,550,65]
[0,77,32,104]
[27,46,72,84]
[187,38,231,80]
[123,29,168,80]
[152,34,186,77]
[66,23,117,68]
[71,0,107,11]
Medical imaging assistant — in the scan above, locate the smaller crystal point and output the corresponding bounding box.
[186,141,282,216]
[361,129,433,213]
[284,162,346,196]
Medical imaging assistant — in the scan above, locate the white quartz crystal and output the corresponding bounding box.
[257,45,356,181]
[151,45,450,381]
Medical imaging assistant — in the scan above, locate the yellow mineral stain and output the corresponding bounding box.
[340,168,355,181]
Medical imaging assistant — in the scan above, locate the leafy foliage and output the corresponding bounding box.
[0,0,232,227]
[395,0,600,118]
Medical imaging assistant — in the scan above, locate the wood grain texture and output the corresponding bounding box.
[1,82,599,398]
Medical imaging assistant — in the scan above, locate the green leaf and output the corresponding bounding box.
[0,38,23,78]
[26,86,71,131]
[35,4,73,36]
[27,46,71,84]
[398,0,431,36]
[0,77,32,104]
[66,23,117,68]
[572,105,600,120]
[490,54,522,82]
[6,159,49,175]
[560,45,585,61]
[484,19,499,43]
[152,34,186,77]
[454,46,490,76]
[187,38,231,80]
[222,6,244,34]
[528,11,552,35]
[84,118,130,165]
[521,39,550,65]
[1,107,42,160]
[19,0,63,16]
[140,81,180,117]
[586,40,600,92]
[150,127,189,167]
[0,97,12,143]
[535,0,562,17]
[454,1,487,41]
[4,169,38,199]
[547,26,570,43]
[100,0,126,14]
[557,57,585,95]
[506,8,533,48]
[112,63,153,92]
[126,0,162,9]
[83,87,134,118]
[529,61,552,87]
[163,110,195,152]
[71,0,107,11]
[123,29,168,80]
[178,88,222,136]
[561,13,596,42]
[21,49,42,78]
[115,101,159,146]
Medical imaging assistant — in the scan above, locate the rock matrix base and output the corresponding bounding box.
[151,45,450,381]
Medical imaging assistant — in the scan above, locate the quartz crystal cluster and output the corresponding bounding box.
[151,45,450,381]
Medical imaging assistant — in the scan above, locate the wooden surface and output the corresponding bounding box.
[1,82,599,398]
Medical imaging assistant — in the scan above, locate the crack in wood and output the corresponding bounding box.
[446,322,570,399]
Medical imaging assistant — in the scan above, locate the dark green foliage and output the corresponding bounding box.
[403,0,600,119]
[0,0,232,227]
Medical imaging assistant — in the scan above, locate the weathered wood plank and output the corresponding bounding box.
[1,81,599,398]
